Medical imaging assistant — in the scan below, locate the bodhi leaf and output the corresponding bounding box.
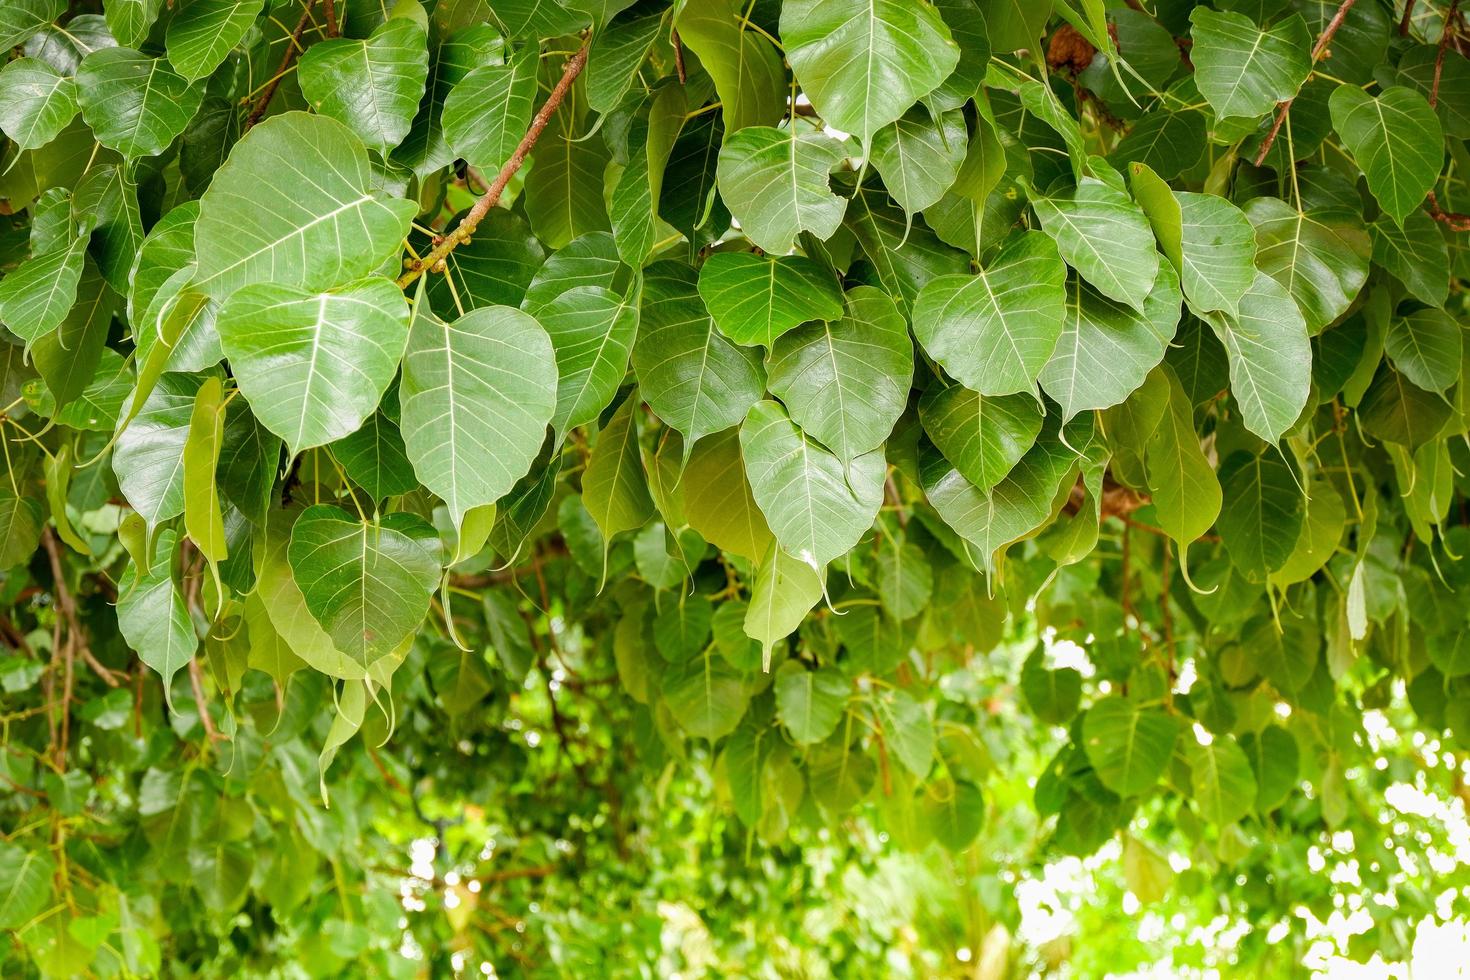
[1329,85,1442,227]
[288,505,440,666]
[744,542,825,667]
[1216,451,1305,580]
[1244,196,1370,334]
[1039,263,1182,422]
[776,663,849,744]
[1187,737,1258,827]
[1384,309,1462,393]
[1145,368,1221,548]
[716,125,849,254]
[216,277,410,457]
[766,286,913,465]
[539,285,639,436]
[675,0,786,133]
[1189,9,1312,120]
[1082,696,1180,797]
[113,373,202,531]
[1204,271,1311,443]
[740,399,886,570]
[0,233,87,344]
[632,262,765,453]
[299,17,430,156]
[192,113,416,298]
[400,302,557,528]
[582,391,654,547]
[0,58,80,151]
[868,105,968,215]
[164,0,264,82]
[919,386,1044,494]
[117,528,197,705]
[697,252,844,348]
[1132,164,1256,318]
[1031,176,1161,313]
[586,11,663,114]
[780,0,960,149]
[911,231,1068,397]
[681,427,774,563]
[0,0,63,51]
[1371,213,1449,307]
[443,44,537,173]
[76,48,204,159]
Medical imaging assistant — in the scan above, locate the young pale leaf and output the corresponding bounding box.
[911,231,1067,396]
[780,0,959,148]
[1186,737,1257,826]
[775,663,849,744]
[288,505,440,667]
[1329,85,1442,227]
[766,286,913,465]
[76,48,203,159]
[299,17,430,156]
[193,112,416,298]
[182,376,227,565]
[744,542,824,667]
[680,427,774,563]
[442,43,537,173]
[740,399,885,569]
[697,252,844,348]
[632,262,765,453]
[216,277,410,457]
[716,125,849,255]
[399,303,557,526]
[582,392,654,547]
[1145,368,1221,548]
[0,58,79,151]
[1031,177,1161,313]
[1204,270,1311,443]
[1189,9,1311,120]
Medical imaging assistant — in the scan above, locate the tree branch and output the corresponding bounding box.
[245,3,317,130]
[397,42,591,290]
[1254,0,1360,166]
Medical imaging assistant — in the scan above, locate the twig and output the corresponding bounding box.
[1254,0,1360,166]
[187,658,225,743]
[1399,0,1416,35]
[671,27,687,84]
[1432,0,1461,108]
[397,42,591,289]
[245,3,316,129]
[322,0,337,37]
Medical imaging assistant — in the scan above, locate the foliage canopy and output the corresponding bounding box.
[1,0,1469,974]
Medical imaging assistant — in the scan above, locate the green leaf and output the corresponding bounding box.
[868,105,967,215]
[926,780,985,851]
[872,688,934,777]
[216,276,410,457]
[582,391,653,546]
[1240,725,1299,813]
[744,542,823,665]
[681,427,773,563]
[875,538,933,620]
[586,11,663,114]
[1111,109,1207,181]
[523,109,612,250]
[1358,363,1453,449]
[740,399,885,569]
[521,231,623,315]
[1329,85,1442,227]
[675,0,786,132]
[0,490,45,571]
[1031,177,1161,313]
[781,0,959,148]
[1204,270,1311,442]
[420,208,545,316]
[632,262,765,452]
[1384,309,1462,393]
[114,373,202,530]
[1133,165,1256,317]
[1082,696,1180,796]
[978,0,1050,51]
[442,43,537,173]
[105,0,165,47]
[1216,451,1305,580]
[0,233,86,344]
[775,663,849,744]
[846,184,970,314]
[288,505,440,666]
[399,299,556,526]
[662,655,750,740]
[919,386,1044,493]
[182,376,227,565]
[1145,368,1221,548]
[766,286,913,465]
[1370,212,1449,307]
[117,528,197,704]
[164,0,264,82]
[1039,263,1182,421]
[539,285,638,436]
[76,48,203,159]
[609,85,686,267]
[1186,736,1257,826]
[716,125,849,254]
[0,843,55,930]
[33,259,116,415]
[0,0,63,51]
[127,201,197,328]
[193,112,416,298]
[299,17,430,156]
[0,58,79,151]
[696,252,843,348]
[333,411,417,500]
[1189,9,1311,120]
[1244,196,1370,334]
[911,231,1068,396]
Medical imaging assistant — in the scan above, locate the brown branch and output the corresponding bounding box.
[397,42,591,290]
[1399,0,1416,35]
[322,0,337,37]
[245,3,315,130]
[1433,0,1461,108]
[1427,191,1470,230]
[188,657,226,743]
[1254,0,1360,166]
[671,27,687,84]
